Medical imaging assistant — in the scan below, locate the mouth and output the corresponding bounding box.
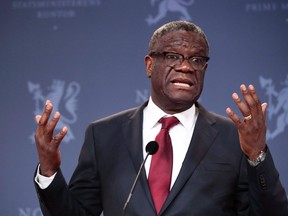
[173,82,191,88]
[171,79,193,88]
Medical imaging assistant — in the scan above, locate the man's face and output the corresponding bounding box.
[145,30,209,114]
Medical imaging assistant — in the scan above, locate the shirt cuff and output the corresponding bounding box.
[34,164,57,189]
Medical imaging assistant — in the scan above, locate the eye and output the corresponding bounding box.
[165,53,181,60]
[190,57,205,64]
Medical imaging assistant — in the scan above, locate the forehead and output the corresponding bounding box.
[154,30,208,53]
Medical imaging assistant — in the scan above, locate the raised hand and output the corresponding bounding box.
[34,100,68,177]
[226,84,267,160]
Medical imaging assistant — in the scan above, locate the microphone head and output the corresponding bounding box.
[145,141,159,155]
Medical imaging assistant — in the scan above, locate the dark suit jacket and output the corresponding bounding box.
[35,102,288,216]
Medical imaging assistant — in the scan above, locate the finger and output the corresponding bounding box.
[38,100,53,132]
[45,111,61,140]
[239,84,256,116]
[226,107,244,128]
[35,115,41,124]
[52,126,68,147]
[247,85,263,117]
[261,102,268,121]
[231,92,251,118]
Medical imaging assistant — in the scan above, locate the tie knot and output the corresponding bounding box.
[159,116,179,130]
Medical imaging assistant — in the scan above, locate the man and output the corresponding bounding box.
[34,21,288,215]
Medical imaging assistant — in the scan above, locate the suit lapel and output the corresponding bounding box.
[121,101,155,209]
[160,103,219,215]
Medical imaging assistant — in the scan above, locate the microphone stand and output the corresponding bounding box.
[121,153,150,216]
[121,141,158,216]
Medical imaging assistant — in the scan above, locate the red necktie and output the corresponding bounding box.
[148,116,179,214]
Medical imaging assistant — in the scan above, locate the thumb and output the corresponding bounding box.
[261,103,268,120]
[35,115,42,124]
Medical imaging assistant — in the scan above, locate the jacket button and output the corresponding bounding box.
[259,174,267,190]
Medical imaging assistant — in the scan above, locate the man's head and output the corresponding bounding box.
[145,21,210,114]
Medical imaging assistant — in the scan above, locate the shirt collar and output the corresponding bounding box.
[144,97,197,130]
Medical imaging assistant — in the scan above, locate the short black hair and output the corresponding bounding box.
[148,20,209,54]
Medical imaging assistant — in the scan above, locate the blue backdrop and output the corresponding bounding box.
[1,0,287,215]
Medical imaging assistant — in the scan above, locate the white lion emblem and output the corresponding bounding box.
[146,0,195,25]
[28,79,80,143]
[260,75,288,140]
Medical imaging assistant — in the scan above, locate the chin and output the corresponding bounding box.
[168,96,196,107]
[171,91,198,102]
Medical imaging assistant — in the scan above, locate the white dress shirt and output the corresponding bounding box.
[143,98,198,189]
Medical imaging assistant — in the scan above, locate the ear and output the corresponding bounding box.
[144,55,153,78]
[202,63,208,75]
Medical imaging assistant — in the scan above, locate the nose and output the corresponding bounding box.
[174,59,193,73]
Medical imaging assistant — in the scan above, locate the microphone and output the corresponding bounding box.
[122,141,159,216]
[145,140,159,155]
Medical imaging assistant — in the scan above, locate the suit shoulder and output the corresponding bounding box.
[86,104,144,131]
[197,103,234,128]
[210,111,234,126]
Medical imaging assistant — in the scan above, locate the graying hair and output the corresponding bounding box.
[148,20,209,53]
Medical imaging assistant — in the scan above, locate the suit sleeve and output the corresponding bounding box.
[34,124,103,216]
[246,148,288,216]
